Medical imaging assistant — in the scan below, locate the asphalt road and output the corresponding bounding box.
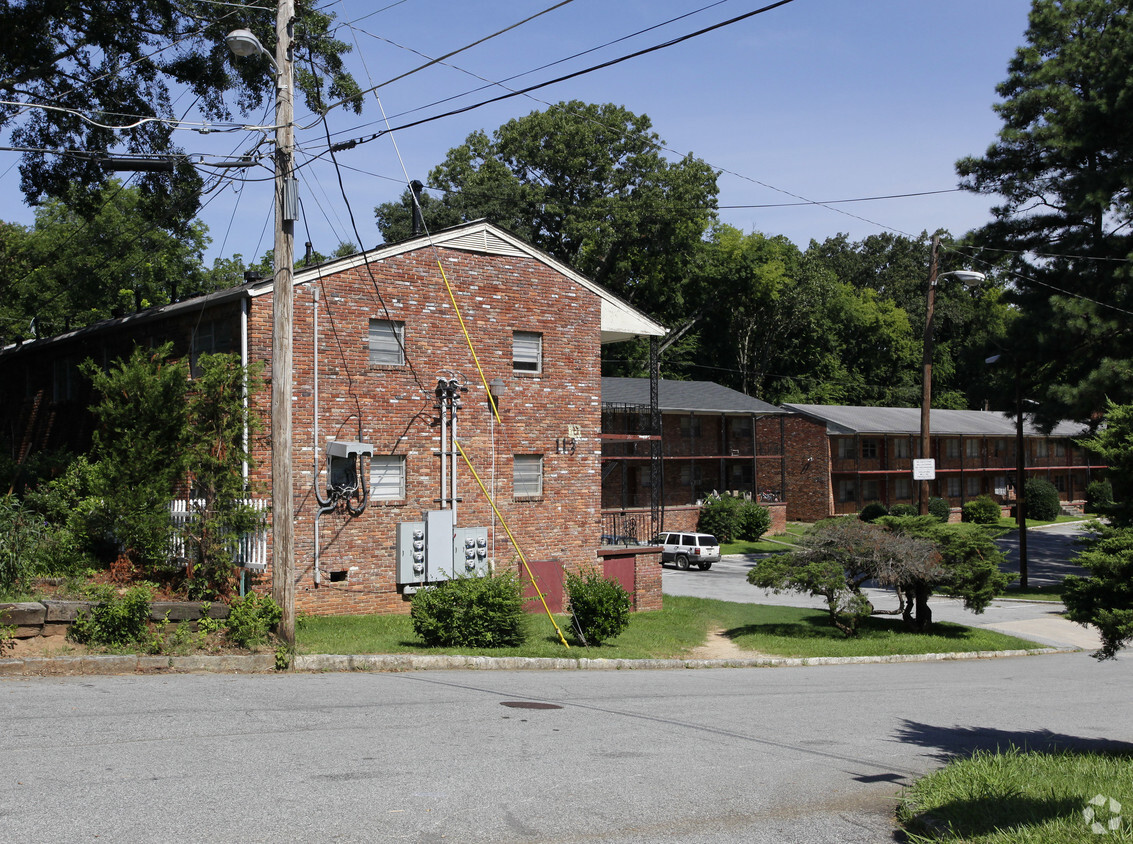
[3,655,1132,843]
[1,522,1120,843]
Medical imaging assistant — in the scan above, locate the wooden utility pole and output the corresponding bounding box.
[919,235,940,515]
[271,0,296,645]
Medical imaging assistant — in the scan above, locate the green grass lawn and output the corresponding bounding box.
[898,747,1133,843]
[296,594,1040,660]
[1004,583,1066,602]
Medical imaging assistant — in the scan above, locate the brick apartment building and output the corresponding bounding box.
[598,384,1105,529]
[1,221,667,614]
[599,378,830,530]
[784,404,1105,517]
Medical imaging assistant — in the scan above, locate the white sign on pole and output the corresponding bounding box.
[912,459,936,480]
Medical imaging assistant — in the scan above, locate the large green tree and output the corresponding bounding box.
[0,181,229,343]
[1,0,361,227]
[375,101,719,322]
[957,0,1133,425]
[805,232,1012,409]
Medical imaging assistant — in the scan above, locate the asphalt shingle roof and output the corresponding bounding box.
[783,404,1091,439]
[602,378,783,414]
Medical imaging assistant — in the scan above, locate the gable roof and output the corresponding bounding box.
[603,377,784,414]
[783,404,1091,439]
[262,219,666,345]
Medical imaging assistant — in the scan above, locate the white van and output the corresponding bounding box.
[653,532,721,570]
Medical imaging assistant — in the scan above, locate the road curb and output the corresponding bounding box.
[0,645,1080,677]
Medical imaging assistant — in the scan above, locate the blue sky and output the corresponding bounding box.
[0,0,1037,265]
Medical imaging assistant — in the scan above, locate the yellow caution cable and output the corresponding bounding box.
[454,438,569,648]
[435,259,502,425]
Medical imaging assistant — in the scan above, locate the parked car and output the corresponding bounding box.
[652,531,721,570]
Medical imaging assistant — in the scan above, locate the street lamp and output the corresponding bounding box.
[919,234,986,516]
[227,3,297,645]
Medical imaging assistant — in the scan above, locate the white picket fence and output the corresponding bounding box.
[169,499,270,571]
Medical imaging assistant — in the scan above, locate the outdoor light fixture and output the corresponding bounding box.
[225,29,281,74]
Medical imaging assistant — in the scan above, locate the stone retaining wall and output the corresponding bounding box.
[1,600,229,640]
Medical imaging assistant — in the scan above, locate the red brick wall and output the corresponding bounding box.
[782,416,833,522]
[247,245,610,615]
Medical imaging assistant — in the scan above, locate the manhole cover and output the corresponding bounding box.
[500,701,562,710]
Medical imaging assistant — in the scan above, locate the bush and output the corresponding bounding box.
[858,502,889,523]
[69,583,155,649]
[225,592,282,649]
[737,500,772,541]
[565,567,631,646]
[962,495,1002,525]
[1086,479,1114,514]
[889,503,919,517]
[928,497,951,522]
[411,572,526,648]
[697,493,740,542]
[698,493,770,542]
[1024,478,1061,521]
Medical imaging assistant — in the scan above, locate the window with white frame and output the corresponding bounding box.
[369,319,405,366]
[861,438,878,459]
[512,331,542,374]
[513,454,543,497]
[893,438,910,459]
[369,455,406,500]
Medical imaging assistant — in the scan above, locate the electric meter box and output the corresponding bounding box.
[395,512,490,584]
[325,440,373,494]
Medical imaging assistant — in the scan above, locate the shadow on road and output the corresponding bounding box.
[893,719,1133,762]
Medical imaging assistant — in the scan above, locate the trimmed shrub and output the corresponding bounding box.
[962,495,1002,525]
[410,572,526,648]
[565,567,631,646]
[859,502,889,523]
[1086,479,1114,514]
[1024,478,1061,521]
[889,503,919,517]
[928,497,951,522]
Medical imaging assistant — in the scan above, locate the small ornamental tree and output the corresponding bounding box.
[748,518,942,636]
[880,516,1014,628]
